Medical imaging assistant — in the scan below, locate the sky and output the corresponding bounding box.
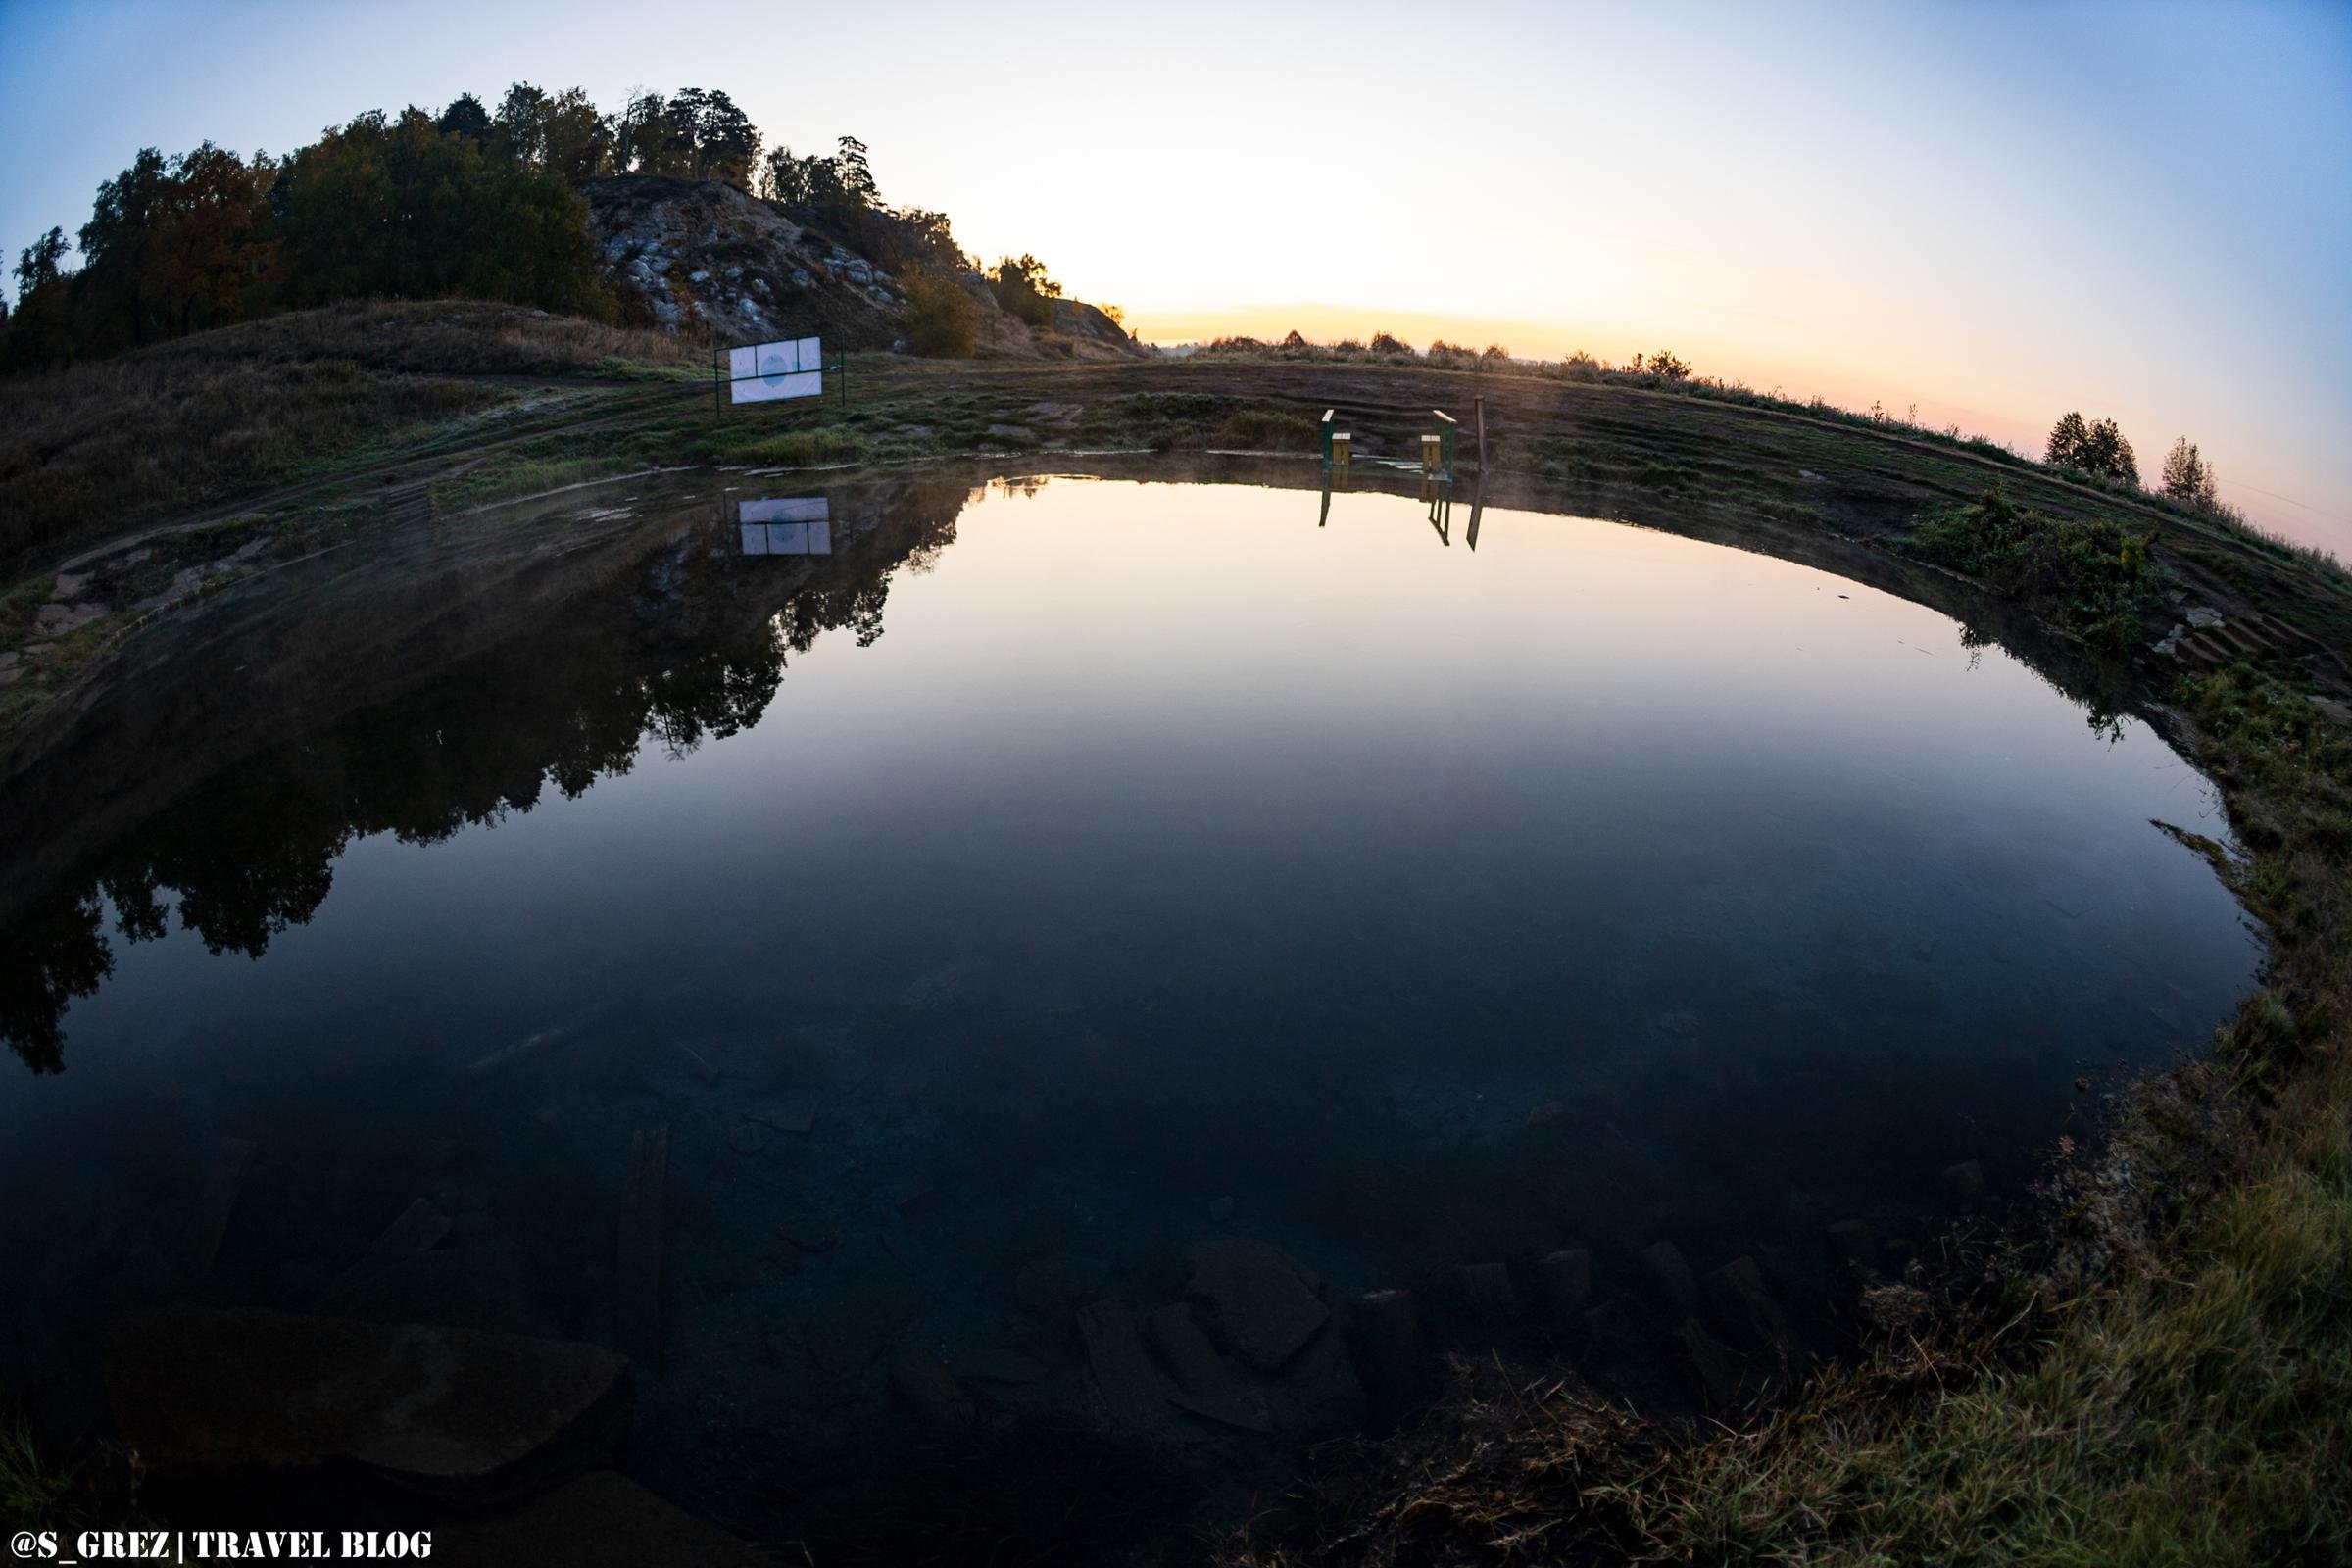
[3,0,2347,550]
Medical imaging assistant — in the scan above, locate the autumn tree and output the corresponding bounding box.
[74,142,273,351]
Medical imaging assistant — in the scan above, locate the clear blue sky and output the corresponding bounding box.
[3,0,2347,550]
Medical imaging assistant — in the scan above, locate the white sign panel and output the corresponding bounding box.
[738,497,832,556]
[727,336,824,404]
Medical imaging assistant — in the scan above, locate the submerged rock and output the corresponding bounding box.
[105,1307,629,1502]
[1531,1248,1592,1324]
[1673,1318,1741,1410]
[888,1348,978,1438]
[1824,1217,1878,1273]
[1640,1240,1703,1317]
[1186,1240,1328,1370]
[1941,1159,1987,1209]
[1455,1262,1522,1327]
[1014,1250,1110,1314]
[1705,1256,1801,1368]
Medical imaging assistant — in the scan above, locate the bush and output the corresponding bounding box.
[987,254,1059,330]
[1900,485,2158,653]
[901,270,977,358]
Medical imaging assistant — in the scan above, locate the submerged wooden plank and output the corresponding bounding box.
[175,1136,256,1279]
[616,1126,669,1371]
[467,1007,607,1076]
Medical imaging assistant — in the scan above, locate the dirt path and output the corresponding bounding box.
[49,378,707,573]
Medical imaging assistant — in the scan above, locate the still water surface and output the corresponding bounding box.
[0,467,2257,1503]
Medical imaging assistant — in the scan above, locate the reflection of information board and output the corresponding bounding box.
[726,337,823,403]
[739,497,831,556]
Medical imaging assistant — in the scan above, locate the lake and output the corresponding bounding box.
[0,463,2258,1527]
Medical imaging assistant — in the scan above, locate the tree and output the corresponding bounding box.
[2045,411,2091,467]
[616,90,693,177]
[2078,417,2138,486]
[437,93,490,143]
[2161,437,2219,508]
[6,227,74,370]
[536,88,615,184]
[76,147,172,348]
[75,143,273,351]
[834,135,876,206]
[491,83,551,167]
[680,89,760,186]
[272,109,612,318]
[756,145,808,206]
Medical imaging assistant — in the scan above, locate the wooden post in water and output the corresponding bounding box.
[1474,395,1487,469]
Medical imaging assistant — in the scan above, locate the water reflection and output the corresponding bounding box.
[0,465,2256,1526]
[739,497,833,557]
[1317,466,1486,550]
[0,473,962,1073]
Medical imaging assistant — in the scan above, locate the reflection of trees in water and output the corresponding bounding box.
[1956,620,2127,744]
[1,479,965,1074]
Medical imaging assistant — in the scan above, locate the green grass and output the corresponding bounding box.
[729,425,868,466]
[2,1407,83,1530]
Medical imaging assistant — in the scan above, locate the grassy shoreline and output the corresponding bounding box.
[3,306,2348,1559]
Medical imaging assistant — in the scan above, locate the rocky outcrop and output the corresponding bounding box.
[582,175,1149,361]
[585,175,902,348]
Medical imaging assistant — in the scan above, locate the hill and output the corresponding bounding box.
[586,174,1147,360]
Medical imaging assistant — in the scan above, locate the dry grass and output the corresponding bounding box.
[0,300,693,576]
